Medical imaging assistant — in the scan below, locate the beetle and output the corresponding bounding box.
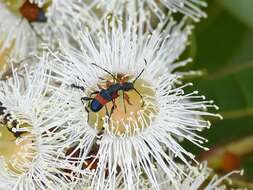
[19,0,47,23]
[71,61,146,119]
[0,102,23,138]
[18,0,47,41]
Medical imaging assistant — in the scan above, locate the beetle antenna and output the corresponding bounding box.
[91,63,119,82]
[132,59,147,84]
[133,88,145,107]
[132,68,144,84]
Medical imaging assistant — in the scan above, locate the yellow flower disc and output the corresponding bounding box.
[2,0,25,12]
[0,122,36,174]
[88,74,157,136]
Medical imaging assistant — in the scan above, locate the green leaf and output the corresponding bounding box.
[189,1,253,120]
[222,0,253,27]
[192,6,248,72]
[182,1,253,180]
[242,155,253,181]
[197,63,253,112]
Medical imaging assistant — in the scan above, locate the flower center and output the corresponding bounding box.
[2,0,24,12]
[87,74,157,136]
[3,0,48,23]
[0,106,36,174]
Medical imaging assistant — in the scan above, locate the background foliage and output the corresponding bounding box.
[183,0,253,184]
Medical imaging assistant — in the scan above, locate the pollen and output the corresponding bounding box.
[0,120,36,174]
[2,0,25,13]
[87,74,157,136]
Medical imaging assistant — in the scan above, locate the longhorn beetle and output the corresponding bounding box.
[71,60,147,119]
[19,0,47,41]
[20,1,47,23]
[0,102,23,138]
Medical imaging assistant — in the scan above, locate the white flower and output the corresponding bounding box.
[88,0,207,22]
[71,162,244,190]
[46,17,221,190]
[0,0,99,67]
[138,162,244,190]
[0,60,75,190]
[0,1,38,62]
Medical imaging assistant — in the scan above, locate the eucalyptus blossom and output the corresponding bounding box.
[44,17,221,190]
[0,0,99,78]
[87,0,207,24]
[0,59,76,190]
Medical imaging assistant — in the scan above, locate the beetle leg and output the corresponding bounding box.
[110,101,116,117]
[122,91,127,113]
[104,105,109,118]
[90,91,99,96]
[124,93,133,106]
[133,88,145,107]
[85,107,90,122]
[81,97,93,104]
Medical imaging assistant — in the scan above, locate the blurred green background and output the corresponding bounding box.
[182,0,253,185]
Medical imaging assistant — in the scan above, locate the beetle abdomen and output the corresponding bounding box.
[90,99,103,112]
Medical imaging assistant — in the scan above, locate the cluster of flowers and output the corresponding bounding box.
[0,0,243,189]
